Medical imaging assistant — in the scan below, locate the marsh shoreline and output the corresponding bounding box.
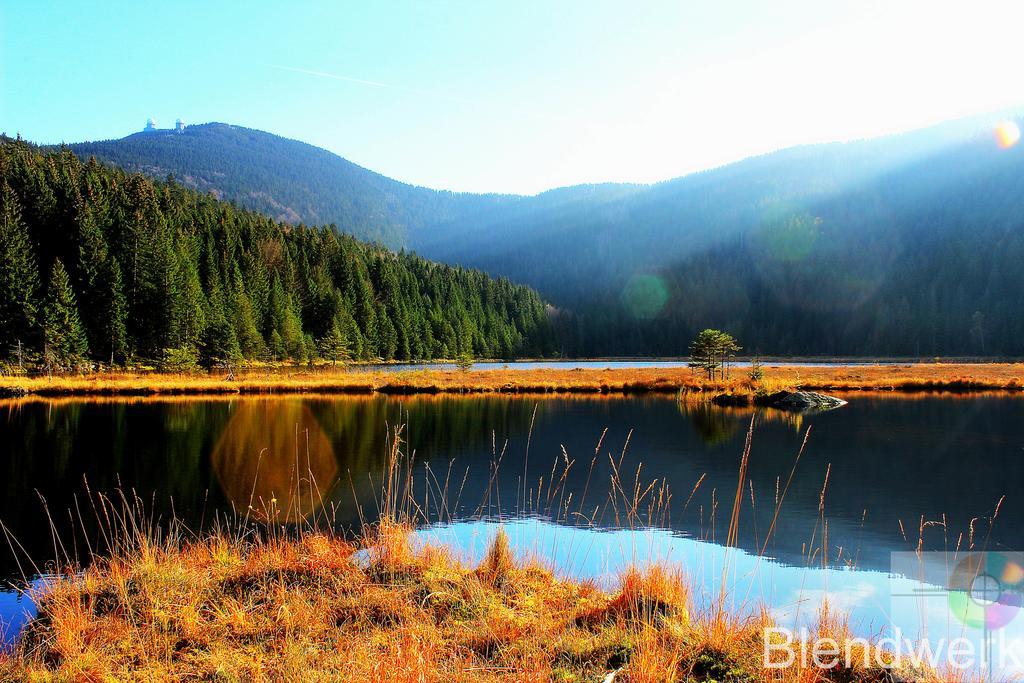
[1,362,1022,398]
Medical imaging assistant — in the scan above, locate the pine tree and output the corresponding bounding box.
[688,329,741,380]
[269,329,285,361]
[74,201,129,364]
[230,266,264,359]
[0,182,40,355]
[200,284,241,368]
[100,258,129,364]
[43,259,89,371]
[201,316,241,368]
[317,322,351,366]
[167,247,206,352]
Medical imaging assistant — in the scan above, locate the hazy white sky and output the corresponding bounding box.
[3,0,1023,193]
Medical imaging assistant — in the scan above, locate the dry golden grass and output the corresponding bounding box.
[1,523,941,683]
[2,362,1023,399]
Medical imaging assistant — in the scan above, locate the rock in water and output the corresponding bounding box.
[710,393,751,407]
[759,390,847,412]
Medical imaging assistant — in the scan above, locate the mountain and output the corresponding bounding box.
[0,137,556,367]
[59,113,1024,357]
[62,123,518,248]
[413,112,1024,356]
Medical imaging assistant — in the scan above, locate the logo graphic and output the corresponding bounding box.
[947,552,1024,631]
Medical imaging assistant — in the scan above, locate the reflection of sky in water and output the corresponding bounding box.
[418,519,1024,678]
[0,578,45,647]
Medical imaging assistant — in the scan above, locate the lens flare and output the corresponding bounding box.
[211,400,339,522]
[994,121,1021,149]
[620,273,669,320]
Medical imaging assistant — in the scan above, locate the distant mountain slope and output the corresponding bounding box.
[62,113,1024,356]
[413,113,1024,356]
[63,123,522,247]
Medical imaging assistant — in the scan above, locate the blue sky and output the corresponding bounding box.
[2,0,1023,193]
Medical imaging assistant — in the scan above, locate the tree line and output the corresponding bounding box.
[0,137,556,371]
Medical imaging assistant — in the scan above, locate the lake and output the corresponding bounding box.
[2,393,1023,672]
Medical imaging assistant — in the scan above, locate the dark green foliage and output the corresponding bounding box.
[748,357,764,383]
[42,259,89,370]
[455,350,474,372]
[688,329,740,380]
[317,324,351,366]
[159,346,200,373]
[0,182,40,353]
[413,115,1024,357]
[0,138,556,368]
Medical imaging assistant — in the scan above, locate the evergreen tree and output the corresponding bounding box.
[317,322,351,366]
[688,329,740,381]
[99,258,129,364]
[230,266,264,359]
[167,247,206,351]
[201,316,241,368]
[0,182,40,355]
[43,259,89,371]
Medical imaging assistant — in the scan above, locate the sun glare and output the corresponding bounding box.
[994,121,1021,149]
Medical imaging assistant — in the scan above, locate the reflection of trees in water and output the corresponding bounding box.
[0,402,83,488]
[402,397,542,455]
[0,401,222,514]
[684,403,741,446]
[15,394,1021,578]
[304,396,542,525]
[677,401,806,446]
[0,400,233,581]
[158,402,232,502]
[202,396,544,527]
[211,400,339,522]
[307,396,540,456]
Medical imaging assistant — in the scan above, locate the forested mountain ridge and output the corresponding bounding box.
[62,123,521,248]
[414,113,1024,356]
[56,112,1024,357]
[0,137,556,369]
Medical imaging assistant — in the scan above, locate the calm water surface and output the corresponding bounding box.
[2,394,1022,671]
[350,359,913,372]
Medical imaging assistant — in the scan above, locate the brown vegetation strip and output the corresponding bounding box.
[1,363,1023,399]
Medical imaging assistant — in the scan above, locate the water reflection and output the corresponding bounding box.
[211,401,339,522]
[1,393,1021,582]
[687,402,742,445]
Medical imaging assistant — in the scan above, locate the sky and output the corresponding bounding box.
[2,0,1023,194]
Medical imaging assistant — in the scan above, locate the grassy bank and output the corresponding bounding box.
[3,521,931,682]
[1,362,1023,399]
[0,409,965,681]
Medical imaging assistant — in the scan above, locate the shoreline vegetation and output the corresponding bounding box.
[1,362,1023,399]
[1,523,929,682]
